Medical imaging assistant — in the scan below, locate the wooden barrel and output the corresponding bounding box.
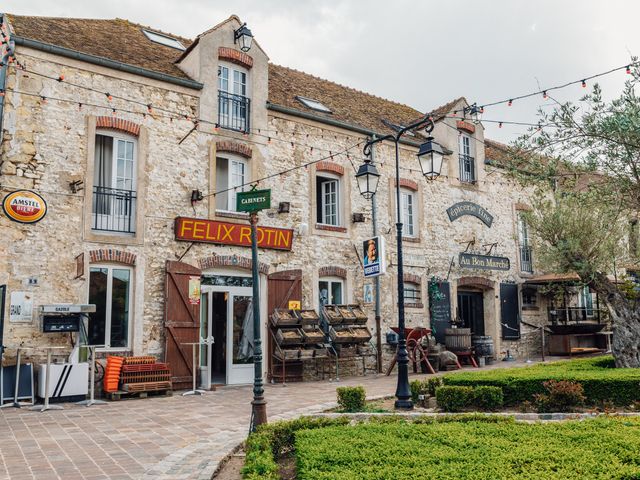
[444,328,471,351]
[472,335,495,357]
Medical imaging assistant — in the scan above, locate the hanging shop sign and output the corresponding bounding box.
[447,201,493,227]
[363,236,387,278]
[2,190,48,224]
[175,217,293,251]
[188,276,201,305]
[459,253,510,271]
[236,189,271,213]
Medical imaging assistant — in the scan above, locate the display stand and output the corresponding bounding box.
[30,346,66,412]
[0,347,35,408]
[76,345,107,407]
[181,342,206,396]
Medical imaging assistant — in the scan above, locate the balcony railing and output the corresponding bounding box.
[547,306,604,324]
[92,186,136,234]
[459,154,475,183]
[520,245,533,273]
[218,90,250,132]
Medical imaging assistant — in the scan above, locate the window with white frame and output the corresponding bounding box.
[88,265,133,349]
[216,155,248,212]
[218,63,250,131]
[92,131,137,234]
[319,277,344,308]
[458,133,475,183]
[403,282,421,305]
[578,286,594,317]
[518,213,533,273]
[316,174,341,226]
[399,188,416,237]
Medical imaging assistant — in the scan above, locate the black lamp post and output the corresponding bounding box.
[234,23,254,52]
[359,117,444,409]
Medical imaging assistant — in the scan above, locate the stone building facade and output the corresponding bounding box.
[0,12,555,387]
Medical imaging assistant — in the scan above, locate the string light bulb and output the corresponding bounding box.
[41,96,47,104]
[498,122,503,128]
[57,75,65,82]
[111,108,116,116]
[0,90,4,97]
[106,93,113,101]
[626,65,632,74]
[147,104,153,113]
[508,99,513,107]
[543,91,548,99]
[581,80,586,88]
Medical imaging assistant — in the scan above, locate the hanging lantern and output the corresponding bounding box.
[355,158,380,199]
[417,137,444,180]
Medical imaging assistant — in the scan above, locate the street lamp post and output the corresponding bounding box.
[358,116,444,410]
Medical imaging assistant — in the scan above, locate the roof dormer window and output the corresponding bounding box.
[296,96,332,113]
[142,30,185,50]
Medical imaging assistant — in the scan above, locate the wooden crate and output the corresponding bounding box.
[329,326,356,344]
[322,305,343,325]
[271,309,299,327]
[275,328,304,346]
[347,305,369,324]
[301,325,325,344]
[296,309,320,326]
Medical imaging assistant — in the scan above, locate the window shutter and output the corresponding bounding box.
[500,283,520,339]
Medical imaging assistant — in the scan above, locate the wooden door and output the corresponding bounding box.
[457,291,485,335]
[164,260,201,389]
[267,270,302,378]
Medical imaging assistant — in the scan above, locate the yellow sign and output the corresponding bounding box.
[288,300,301,310]
[2,190,47,224]
[188,276,201,305]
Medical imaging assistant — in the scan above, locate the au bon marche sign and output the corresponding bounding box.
[459,253,510,271]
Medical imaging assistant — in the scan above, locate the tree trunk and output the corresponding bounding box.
[590,273,640,368]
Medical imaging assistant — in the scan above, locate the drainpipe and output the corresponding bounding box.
[370,136,383,373]
[0,13,15,151]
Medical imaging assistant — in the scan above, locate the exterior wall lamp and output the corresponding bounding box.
[358,117,444,410]
[234,23,254,52]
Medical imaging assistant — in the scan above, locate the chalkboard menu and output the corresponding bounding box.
[430,281,451,344]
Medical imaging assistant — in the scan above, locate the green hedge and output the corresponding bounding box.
[336,386,366,412]
[242,415,509,479]
[444,356,640,406]
[295,417,640,479]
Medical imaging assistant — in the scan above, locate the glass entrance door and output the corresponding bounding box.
[201,275,254,385]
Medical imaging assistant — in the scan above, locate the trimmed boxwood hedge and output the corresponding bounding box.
[443,356,640,406]
[295,417,640,479]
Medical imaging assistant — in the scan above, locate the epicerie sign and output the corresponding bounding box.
[2,190,48,224]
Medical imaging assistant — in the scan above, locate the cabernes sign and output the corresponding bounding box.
[2,190,48,224]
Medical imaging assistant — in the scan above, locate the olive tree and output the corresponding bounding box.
[504,63,640,367]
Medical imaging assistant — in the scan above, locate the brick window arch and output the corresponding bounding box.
[96,117,140,137]
[316,161,344,176]
[89,249,136,266]
[199,255,269,275]
[319,266,347,279]
[216,141,252,158]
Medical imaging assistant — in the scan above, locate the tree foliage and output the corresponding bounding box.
[504,60,640,367]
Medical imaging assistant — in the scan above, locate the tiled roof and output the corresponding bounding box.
[7,14,467,137]
[7,14,193,79]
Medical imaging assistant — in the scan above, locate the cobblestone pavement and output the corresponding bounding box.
[0,360,547,480]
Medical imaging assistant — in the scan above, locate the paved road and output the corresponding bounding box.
[0,360,544,480]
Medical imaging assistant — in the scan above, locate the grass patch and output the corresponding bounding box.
[295,417,640,479]
[444,356,640,406]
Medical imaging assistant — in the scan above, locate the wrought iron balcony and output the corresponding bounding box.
[92,186,136,234]
[520,245,533,273]
[459,154,475,183]
[547,306,604,324]
[218,90,251,132]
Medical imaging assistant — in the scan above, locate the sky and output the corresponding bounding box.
[4,0,640,143]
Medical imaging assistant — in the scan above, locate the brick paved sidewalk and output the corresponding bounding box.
[0,360,545,480]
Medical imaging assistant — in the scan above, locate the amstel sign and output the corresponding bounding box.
[2,190,48,224]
